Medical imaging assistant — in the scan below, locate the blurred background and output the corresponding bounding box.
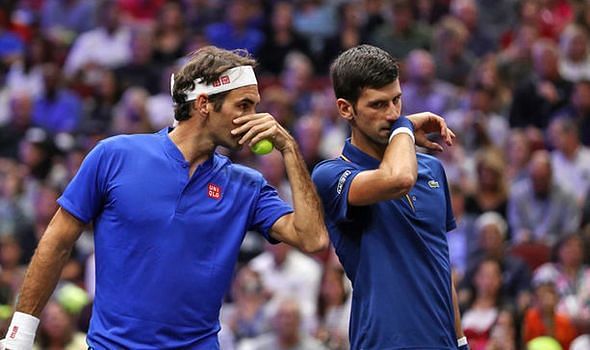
[1,0,590,349]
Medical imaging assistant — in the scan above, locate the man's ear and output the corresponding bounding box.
[195,94,209,117]
[336,98,355,121]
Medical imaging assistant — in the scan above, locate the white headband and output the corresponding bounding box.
[170,66,258,102]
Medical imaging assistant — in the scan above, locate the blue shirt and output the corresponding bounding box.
[57,128,292,349]
[312,140,457,350]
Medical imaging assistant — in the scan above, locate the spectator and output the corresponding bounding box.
[461,258,508,350]
[34,300,87,350]
[5,35,51,100]
[111,87,153,135]
[32,63,82,133]
[432,16,475,87]
[114,30,160,95]
[534,234,590,333]
[238,298,327,350]
[450,0,496,58]
[523,277,578,350]
[315,261,350,350]
[205,0,264,55]
[462,212,531,310]
[505,129,532,184]
[465,149,509,220]
[369,0,431,60]
[508,150,580,245]
[151,1,187,67]
[249,243,322,334]
[509,39,572,130]
[257,1,310,76]
[221,266,271,345]
[40,0,96,44]
[548,117,590,205]
[448,183,477,279]
[552,80,590,147]
[445,85,509,153]
[401,49,457,116]
[63,0,132,80]
[559,24,590,83]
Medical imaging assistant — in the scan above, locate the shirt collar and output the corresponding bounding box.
[157,127,216,171]
[341,138,381,169]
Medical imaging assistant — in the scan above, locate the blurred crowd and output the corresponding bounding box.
[1,0,590,349]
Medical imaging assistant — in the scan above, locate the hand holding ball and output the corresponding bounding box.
[251,139,274,155]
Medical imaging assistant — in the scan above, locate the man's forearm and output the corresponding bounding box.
[451,283,465,338]
[17,235,74,316]
[16,209,83,316]
[281,142,328,252]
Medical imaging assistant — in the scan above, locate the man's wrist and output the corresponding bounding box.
[457,336,469,350]
[389,116,415,144]
[5,312,40,349]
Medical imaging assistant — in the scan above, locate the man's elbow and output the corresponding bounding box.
[391,172,417,196]
[299,229,330,254]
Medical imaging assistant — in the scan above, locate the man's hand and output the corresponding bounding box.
[406,112,455,151]
[231,113,295,152]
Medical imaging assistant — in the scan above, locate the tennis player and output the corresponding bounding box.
[2,46,328,349]
[312,45,469,350]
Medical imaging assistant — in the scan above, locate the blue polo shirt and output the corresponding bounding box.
[312,140,457,350]
[57,128,292,349]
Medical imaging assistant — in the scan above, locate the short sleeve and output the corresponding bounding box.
[57,142,108,224]
[440,164,457,232]
[249,180,293,242]
[312,160,362,224]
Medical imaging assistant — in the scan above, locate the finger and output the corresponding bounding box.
[424,140,444,152]
[239,120,275,145]
[250,125,278,146]
[231,116,271,136]
[233,113,268,124]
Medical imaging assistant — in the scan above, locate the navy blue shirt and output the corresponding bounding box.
[312,140,457,350]
[58,129,292,349]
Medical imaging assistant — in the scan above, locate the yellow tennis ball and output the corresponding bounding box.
[251,139,274,155]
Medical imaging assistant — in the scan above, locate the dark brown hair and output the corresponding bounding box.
[171,46,257,121]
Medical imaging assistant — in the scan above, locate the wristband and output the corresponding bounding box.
[5,312,40,349]
[389,116,415,144]
[458,336,469,350]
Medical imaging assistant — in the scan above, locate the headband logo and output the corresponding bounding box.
[212,75,231,87]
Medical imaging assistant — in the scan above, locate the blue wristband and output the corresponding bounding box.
[391,116,414,133]
[458,344,470,350]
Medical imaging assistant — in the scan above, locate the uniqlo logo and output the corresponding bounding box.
[212,79,221,87]
[9,325,18,338]
[208,183,221,200]
[220,75,230,84]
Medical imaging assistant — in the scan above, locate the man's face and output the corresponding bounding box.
[348,80,403,146]
[208,85,260,150]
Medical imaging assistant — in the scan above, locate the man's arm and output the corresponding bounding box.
[232,113,329,254]
[348,113,453,206]
[16,208,85,316]
[2,208,84,349]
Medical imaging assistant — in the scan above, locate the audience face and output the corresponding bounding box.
[529,152,552,197]
[474,260,502,298]
[274,300,301,341]
[558,236,584,269]
[407,50,435,85]
[572,82,590,113]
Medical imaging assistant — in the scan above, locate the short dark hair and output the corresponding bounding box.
[171,46,257,121]
[330,45,399,105]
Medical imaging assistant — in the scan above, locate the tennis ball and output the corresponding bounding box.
[527,336,562,350]
[57,283,89,315]
[251,139,274,155]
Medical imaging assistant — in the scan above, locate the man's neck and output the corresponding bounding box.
[350,132,386,160]
[168,123,215,167]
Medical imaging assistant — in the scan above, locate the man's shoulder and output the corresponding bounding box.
[98,133,158,153]
[417,153,445,173]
